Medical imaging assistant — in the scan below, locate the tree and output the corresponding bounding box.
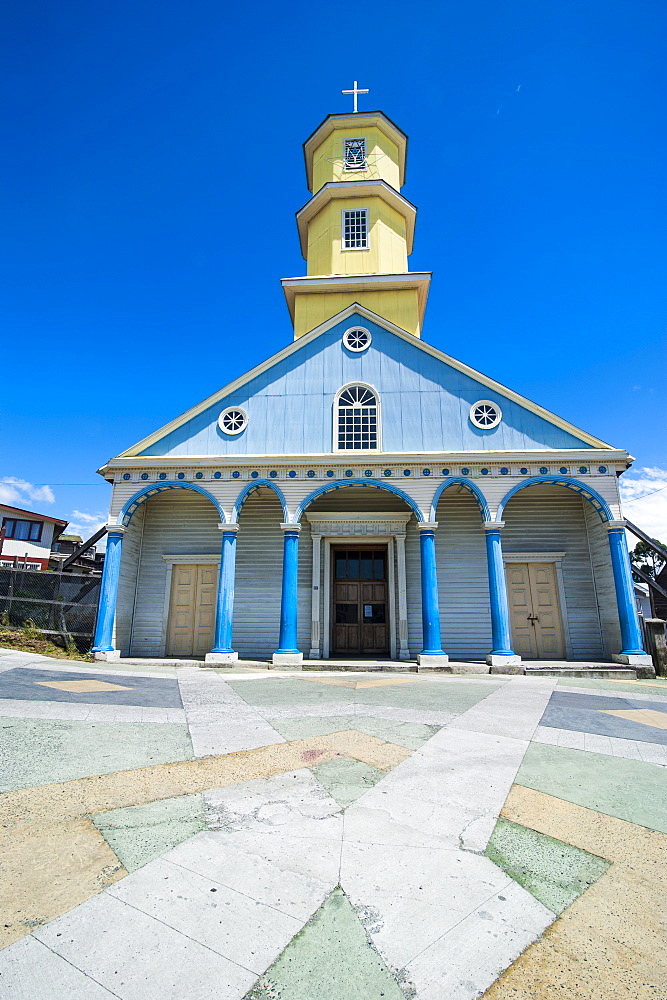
[630,538,667,579]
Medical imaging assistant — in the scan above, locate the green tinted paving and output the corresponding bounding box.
[557,678,667,697]
[92,794,206,873]
[516,743,667,833]
[245,889,403,1000]
[486,818,610,914]
[229,678,503,713]
[271,715,440,750]
[0,718,193,791]
[310,757,386,808]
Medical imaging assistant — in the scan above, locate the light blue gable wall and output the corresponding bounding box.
[139,314,593,456]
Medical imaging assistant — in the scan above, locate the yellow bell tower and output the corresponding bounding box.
[281,88,431,339]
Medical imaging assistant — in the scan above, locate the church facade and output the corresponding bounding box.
[92,108,651,672]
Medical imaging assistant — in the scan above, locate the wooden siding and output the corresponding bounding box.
[129,492,221,658]
[306,198,408,277]
[137,314,594,457]
[502,486,604,659]
[115,505,145,654]
[583,502,622,657]
[435,492,492,658]
[233,491,287,659]
[311,125,401,193]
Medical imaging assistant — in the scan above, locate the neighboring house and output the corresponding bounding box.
[0,504,68,570]
[91,107,651,670]
[50,534,105,575]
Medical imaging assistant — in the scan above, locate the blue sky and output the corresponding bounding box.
[2,0,666,542]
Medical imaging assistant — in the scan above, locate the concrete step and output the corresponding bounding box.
[524,667,637,679]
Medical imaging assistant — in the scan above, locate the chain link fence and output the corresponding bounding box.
[0,567,100,650]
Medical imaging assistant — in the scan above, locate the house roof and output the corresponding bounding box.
[110,302,617,461]
[0,504,68,527]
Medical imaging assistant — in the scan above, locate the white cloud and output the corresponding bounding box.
[619,466,667,548]
[0,477,55,506]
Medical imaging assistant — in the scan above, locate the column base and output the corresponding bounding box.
[308,649,321,660]
[487,653,523,674]
[93,650,120,662]
[612,652,655,678]
[204,651,239,665]
[272,652,304,668]
[417,653,449,671]
[398,649,411,661]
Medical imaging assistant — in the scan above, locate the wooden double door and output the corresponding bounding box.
[506,562,565,659]
[332,546,389,656]
[167,564,217,657]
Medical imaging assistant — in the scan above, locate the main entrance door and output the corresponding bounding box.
[332,547,389,656]
[167,564,217,657]
[506,562,565,658]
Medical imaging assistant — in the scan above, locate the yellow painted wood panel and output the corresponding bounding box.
[506,562,565,659]
[167,564,217,658]
[293,288,421,339]
[306,197,409,277]
[311,126,401,193]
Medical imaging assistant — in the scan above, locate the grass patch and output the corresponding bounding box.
[0,622,92,661]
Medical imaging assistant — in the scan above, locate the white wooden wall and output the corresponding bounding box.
[583,503,622,657]
[115,505,145,654]
[129,491,221,657]
[502,485,605,659]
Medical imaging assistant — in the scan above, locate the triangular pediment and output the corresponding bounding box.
[112,304,613,461]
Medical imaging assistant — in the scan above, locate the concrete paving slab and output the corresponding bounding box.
[270,714,440,750]
[447,675,556,741]
[0,934,119,999]
[165,829,333,920]
[0,667,182,707]
[33,893,256,999]
[107,856,303,975]
[204,770,343,841]
[92,793,205,873]
[188,720,286,757]
[404,879,553,1000]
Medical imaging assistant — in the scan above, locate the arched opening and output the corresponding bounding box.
[300,484,418,659]
[233,480,288,523]
[434,485,492,659]
[233,486,286,659]
[116,488,223,658]
[333,383,381,452]
[500,482,616,659]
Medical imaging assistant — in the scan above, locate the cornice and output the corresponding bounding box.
[281,272,431,326]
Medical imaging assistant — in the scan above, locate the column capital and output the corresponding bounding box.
[417,521,438,531]
[280,522,301,533]
[218,522,239,533]
[106,523,127,535]
[606,519,627,530]
[482,521,505,531]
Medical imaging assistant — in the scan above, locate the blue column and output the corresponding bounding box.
[209,525,238,654]
[276,525,301,655]
[92,526,125,652]
[484,523,515,655]
[607,523,646,654]
[418,524,446,656]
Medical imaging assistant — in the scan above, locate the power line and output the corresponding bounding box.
[622,483,667,504]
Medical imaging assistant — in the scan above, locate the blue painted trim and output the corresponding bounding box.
[496,476,613,522]
[92,530,124,652]
[484,528,514,655]
[210,530,238,653]
[232,480,289,522]
[118,481,226,525]
[430,478,491,522]
[419,529,446,655]
[275,530,301,654]
[607,527,646,654]
[295,479,425,522]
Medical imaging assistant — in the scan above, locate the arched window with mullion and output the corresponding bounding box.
[334,384,380,451]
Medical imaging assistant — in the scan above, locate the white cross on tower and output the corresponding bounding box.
[342,80,369,113]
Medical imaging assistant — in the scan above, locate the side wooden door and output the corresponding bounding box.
[506,562,565,659]
[167,564,217,657]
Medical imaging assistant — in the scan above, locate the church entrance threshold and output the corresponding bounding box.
[331,546,389,657]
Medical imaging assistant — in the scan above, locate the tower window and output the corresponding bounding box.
[344,137,367,171]
[335,384,379,451]
[342,209,369,250]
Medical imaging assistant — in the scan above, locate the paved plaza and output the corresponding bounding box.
[0,648,665,998]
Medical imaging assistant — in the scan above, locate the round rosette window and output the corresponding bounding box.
[218,407,248,435]
[469,400,502,429]
[343,326,372,352]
